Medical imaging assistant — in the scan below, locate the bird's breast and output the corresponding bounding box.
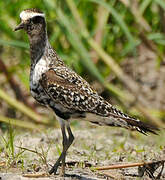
[31,58,48,84]
[30,57,49,105]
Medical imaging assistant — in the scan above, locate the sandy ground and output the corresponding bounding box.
[0,121,165,179]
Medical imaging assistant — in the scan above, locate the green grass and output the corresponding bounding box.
[0,125,25,170]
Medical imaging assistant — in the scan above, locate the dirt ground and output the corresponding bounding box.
[0,121,165,180]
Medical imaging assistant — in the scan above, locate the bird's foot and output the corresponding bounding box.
[49,162,66,176]
[49,164,58,175]
[49,166,65,177]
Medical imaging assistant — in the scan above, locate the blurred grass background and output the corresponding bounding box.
[0,0,165,130]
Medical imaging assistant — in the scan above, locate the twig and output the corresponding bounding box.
[16,146,42,155]
[96,162,146,170]
[22,172,48,178]
[95,160,165,170]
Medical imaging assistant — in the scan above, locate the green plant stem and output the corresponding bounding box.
[86,0,137,46]
[139,0,152,14]
[0,88,49,125]
[90,4,109,63]
[119,0,151,32]
[155,0,165,10]
[0,115,44,130]
[0,39,29,49]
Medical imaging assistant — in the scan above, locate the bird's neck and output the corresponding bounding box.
[29,30,49,65]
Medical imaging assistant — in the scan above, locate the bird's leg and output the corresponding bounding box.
[60,124,74,175]
[49,121,67,175]
[59,123,67,176]
[66,124,74,148]
[49,120,74,176]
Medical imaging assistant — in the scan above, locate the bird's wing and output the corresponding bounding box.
[39,66,105,112]
[39,66,158,135]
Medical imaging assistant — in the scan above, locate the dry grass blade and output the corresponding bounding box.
[95,160,165,169]
[0,161,6,167]
[16,146,42,156]
[0,115,44,130]
[90,5,109,63]
[22,172,48,178]
[16,146,49,169]
[96,162,146,170]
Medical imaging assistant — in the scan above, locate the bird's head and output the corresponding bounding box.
[14,8,46,36]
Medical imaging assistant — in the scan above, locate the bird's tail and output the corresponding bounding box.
[85,110,159,135]
[115,116,159,135]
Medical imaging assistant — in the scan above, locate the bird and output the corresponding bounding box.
[14,8,158,176]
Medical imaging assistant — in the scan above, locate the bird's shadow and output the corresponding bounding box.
[65,173,98,180]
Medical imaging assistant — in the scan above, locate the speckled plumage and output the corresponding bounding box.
[16,8,158,134]
[29,33,156,134]
[15,8,158,175]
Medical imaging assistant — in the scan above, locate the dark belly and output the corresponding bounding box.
[30,85,86,120]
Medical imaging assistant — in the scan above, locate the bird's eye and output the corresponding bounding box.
[32,16,43,24]
[27,19,31,24]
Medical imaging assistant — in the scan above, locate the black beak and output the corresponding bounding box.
[14,22,24,31]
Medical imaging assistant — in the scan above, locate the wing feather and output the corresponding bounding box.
[39,67,102,112]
